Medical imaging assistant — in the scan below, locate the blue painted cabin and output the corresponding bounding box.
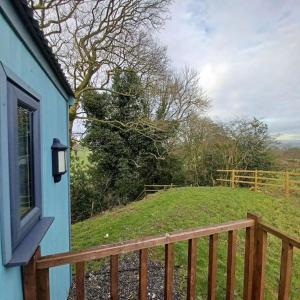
[0,1,73,299]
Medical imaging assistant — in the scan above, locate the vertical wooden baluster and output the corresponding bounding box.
[139,248,148,300]
[208,234,218,300]
[23,247,41,300]
[76,262,85,300]
[226,231,237,300]
[253,227,267,300]
[187,239,197,300]
[165,243,174,300]
[36,268,50,300]
[278,241,293,300]
[243,226,255,300]
[110,255,119,300]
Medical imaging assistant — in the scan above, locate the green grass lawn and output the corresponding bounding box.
[72,187,300,299]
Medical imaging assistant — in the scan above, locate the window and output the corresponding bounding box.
[7,81,42,251]
[0,64,54,266]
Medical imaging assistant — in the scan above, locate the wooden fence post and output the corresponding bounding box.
[284,171,289,198]
[254,170,258,192]
[231,170,235,188]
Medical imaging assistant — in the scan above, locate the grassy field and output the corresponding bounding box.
[72,187,300,299]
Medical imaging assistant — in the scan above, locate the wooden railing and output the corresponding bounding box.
[134,185,176,201]
[23,213,300,300]
[144,184,176,197]
[217,169,300,197]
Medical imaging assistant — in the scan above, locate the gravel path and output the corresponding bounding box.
[68,253,185,300]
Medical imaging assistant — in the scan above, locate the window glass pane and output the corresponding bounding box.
[18,104,34,218]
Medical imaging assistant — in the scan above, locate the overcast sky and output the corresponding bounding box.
[157,0,300,143]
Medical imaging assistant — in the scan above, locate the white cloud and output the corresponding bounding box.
[157,0,300,140]
[276,133,300,141]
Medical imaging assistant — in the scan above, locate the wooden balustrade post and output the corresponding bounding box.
[76,262,85,300]
[284,171,290,198]
[278,241,293,300]
[226,230,237,300]
[187,239,197,300]
[165,243,174,300]
[22,247,41,300]
[243,214,255,300]
[251,214,267,300]
[208,234,218,300]
[254,170,258,192]
[139,249,148,300]
[110,255,119,300]
[36,267,50,300]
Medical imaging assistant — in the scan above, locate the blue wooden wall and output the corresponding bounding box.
[0,5,71,300]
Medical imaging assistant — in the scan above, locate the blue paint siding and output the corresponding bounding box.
[0,9,71,300]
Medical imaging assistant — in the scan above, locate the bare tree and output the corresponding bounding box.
[28,1,79,36]
[29,0,171,135]
[178,115,227,185]
[223,118,275,170]
[153,67,209,122]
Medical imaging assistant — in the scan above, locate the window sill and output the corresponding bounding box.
[6,217,54,267]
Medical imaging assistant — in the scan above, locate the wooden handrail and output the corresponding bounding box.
[36,219,254,270]
[258,222,300,249]
[143,184,176,198]
[23,213,300,300]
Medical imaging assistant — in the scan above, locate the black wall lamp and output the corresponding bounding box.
[51,138,68,183]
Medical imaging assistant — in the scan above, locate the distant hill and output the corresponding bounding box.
[272,145,300,170]
[277,139,300,148]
